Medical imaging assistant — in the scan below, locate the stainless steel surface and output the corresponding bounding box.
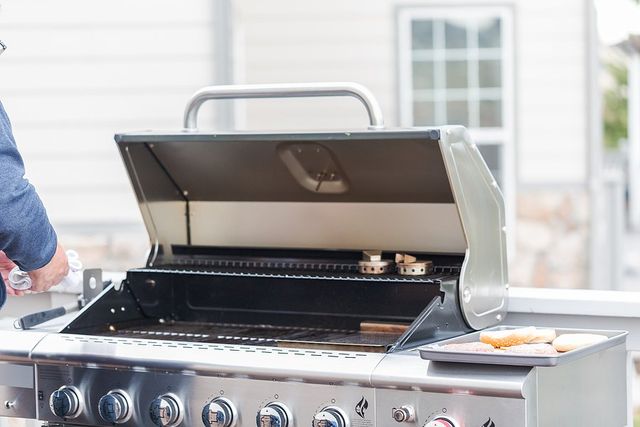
[203,397,237,427]
[83,269,104,303]
[117,130,469,257]
[116,125,506,330]
[49,385,82,419]
[0,363,36,420]
[97,389,132,424]
[117,133,505,330]
[0,331,47,362]
[424,417,457,427]
[183,82,385,130]
[149,393,183,427]
[0,328,625,426]
[312,406,349,427]
[30,333,385,384]
[372,350,532,397]
[439,126,508,330]
[36,365,376,427]
[418,326,628,366]
[374,345,625,426]
[257,402,292,427]
[391,405,415,423]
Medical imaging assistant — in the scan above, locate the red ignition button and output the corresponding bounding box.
[424,418,457,427]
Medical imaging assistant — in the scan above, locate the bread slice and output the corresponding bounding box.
[441,342,495,353]
[503,343,558,355]
[529,328,557,344]
[552,333,607,352]
[480,327,536,348]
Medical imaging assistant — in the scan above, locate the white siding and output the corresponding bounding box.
[235,0,397,131]
[234,0,589,185]
[515,1,588,185]
[0,0,591,227]
[0,0,217,226]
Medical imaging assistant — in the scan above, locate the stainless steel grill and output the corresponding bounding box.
[0,83,627,427]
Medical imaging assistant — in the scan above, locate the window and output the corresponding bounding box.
[399,6,514,233]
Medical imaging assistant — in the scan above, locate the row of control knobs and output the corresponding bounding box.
[49,386,351,427]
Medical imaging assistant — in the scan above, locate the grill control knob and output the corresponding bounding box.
[313,406,349,427]
[424,416,458,427]
[98,390,132,424]
[49,386,82,419]
[202,397,237,427]
[150,393,183,427]
[256,402,292,427]
[392,405,415,423]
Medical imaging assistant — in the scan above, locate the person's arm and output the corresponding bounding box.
[0,101,68,292]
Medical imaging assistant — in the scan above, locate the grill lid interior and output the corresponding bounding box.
[115,129,467,257]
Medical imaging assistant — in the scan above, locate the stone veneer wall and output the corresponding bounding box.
[510,189,590,288]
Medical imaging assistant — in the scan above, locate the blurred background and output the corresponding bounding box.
[0,0,638,290]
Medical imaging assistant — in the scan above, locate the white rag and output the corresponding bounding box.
[8,249,83,291]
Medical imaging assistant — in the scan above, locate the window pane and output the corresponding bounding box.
[412,61,434,90]
[446,100,469,126]
[446,60,468,89]
[479,59,502,88]
[477,144,502,188]
[412,20,434,50]
[479,99,502,127]
[413,101,435,125]
[445,21,467,49]
[478,18,501,48]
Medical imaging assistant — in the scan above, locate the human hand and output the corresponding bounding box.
[0,250,24,296]
[28,243,69,292]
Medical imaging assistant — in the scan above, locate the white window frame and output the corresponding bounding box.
[398,5,516,256]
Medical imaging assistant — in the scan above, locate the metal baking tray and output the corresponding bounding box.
[418,325,628,367]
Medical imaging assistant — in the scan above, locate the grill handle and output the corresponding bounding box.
[183,82,385,131]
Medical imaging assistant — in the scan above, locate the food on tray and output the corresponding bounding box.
[552,333,608,352]
[441,342,495,353]
[479,326,537,348]
[437,327,610,356]
[529,328,557,344]
[503,343,558,355]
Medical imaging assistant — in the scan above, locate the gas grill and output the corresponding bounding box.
[0,83,627,427]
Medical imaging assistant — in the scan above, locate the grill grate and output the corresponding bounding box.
[102,321,403,353]
[133,266,459,283]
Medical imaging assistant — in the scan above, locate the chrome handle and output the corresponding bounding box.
[183,82,385,131]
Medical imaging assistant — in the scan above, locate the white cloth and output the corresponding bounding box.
[8,249,83,291]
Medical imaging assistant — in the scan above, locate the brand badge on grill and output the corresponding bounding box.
[355,397,368,418]
[482,418,496,427]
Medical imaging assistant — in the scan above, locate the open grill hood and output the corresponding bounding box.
[114,83,507,331]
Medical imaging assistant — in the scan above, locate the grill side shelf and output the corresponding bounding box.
[418,326,628,367]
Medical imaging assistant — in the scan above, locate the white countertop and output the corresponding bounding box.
[509,287,640,318]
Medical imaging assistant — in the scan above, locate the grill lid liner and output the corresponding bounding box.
[114,82,507,330]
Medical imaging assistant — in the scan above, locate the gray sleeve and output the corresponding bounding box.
[0,101,57,271]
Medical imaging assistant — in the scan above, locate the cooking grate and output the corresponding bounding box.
[102,321,404,353]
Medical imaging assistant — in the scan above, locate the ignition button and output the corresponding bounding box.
[392,406,415,423]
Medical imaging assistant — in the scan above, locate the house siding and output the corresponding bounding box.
[236,0,589,185]
[0,0,217,226]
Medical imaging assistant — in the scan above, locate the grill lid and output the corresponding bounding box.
[114,83,507,330]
